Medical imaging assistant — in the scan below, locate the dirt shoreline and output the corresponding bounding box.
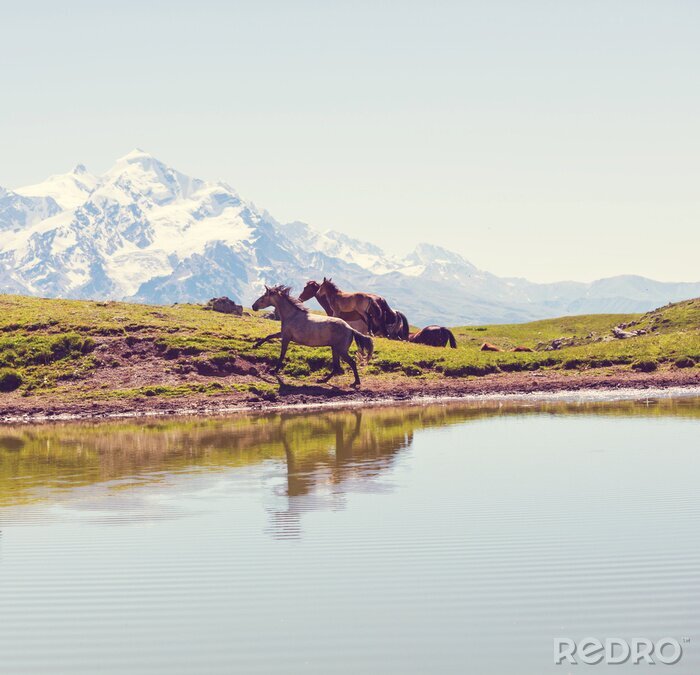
[2,367,699,425]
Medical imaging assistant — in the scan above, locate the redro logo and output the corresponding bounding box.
[554,637,683,665]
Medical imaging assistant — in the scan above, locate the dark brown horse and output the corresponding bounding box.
[409,325,457,348]
[386,310,410,341]
[315,278,386,336]
[299,280,369,334]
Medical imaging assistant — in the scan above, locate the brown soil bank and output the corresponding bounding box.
[2,366,699,424]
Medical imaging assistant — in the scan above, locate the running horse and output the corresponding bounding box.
[315,278,386,336]
[252,285,373,387]
[299,280,370,334]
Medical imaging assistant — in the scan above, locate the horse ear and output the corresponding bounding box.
[322,277,327,282]
[264,284,270,291]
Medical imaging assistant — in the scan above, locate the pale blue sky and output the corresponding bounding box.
[1,0,698,282]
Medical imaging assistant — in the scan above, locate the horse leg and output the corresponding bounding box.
[272,337,290,373]
[319,348,343,382]
[253,331,282,348]
[340,350,361,387]
[367,309,380,337]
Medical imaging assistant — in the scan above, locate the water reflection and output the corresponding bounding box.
[267,411,414,538]
[1,397,699,674]
[1,396,699,531]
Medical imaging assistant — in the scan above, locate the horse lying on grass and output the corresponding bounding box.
[409,326,457,348]
[252,285,373,387]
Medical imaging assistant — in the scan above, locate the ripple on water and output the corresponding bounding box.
[1,399,699,674]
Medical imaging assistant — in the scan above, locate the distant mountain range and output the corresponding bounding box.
[1,150,699,325]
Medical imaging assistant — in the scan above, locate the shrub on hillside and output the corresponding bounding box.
[631,359,658,373]
[674,357,696,369]
[0,369,22,392]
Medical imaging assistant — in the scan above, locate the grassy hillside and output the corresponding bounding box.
[0,294,698,406]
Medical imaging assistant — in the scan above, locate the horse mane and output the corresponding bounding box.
[321,278,339,293]
[269,285,308,313]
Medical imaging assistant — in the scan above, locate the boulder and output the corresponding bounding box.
[204,296,243,315]
[612,326,646,339]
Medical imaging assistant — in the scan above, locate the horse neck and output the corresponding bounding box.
[319,286,340,309]
[270,295,299,323]
[314,292,333,315]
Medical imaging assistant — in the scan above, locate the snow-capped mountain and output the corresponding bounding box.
[0,188,61,232]
[14,164,99,210]
[1,150,699,325]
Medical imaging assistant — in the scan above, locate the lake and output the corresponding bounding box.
[1,397,699,673]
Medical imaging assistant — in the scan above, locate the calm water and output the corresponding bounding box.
[1,398,699,674]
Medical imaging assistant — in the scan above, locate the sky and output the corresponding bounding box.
[1,0,698,283]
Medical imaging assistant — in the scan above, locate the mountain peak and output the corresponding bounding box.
[13,164,99,210]
[103,150,207,205]
[408,243,474,268]
[111,148,162,171]
[119,148,152,162]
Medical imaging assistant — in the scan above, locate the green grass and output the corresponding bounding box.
[0,294,698,402]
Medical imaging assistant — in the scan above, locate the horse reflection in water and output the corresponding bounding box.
[1,402,595,530]
[266,410,414,539]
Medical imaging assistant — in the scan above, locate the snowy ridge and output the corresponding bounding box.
[1,151,699,325]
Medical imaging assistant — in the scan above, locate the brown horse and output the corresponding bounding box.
[252,285,373,387]
[316,278,386,336]
[361,293,405,339]
[409,325,457,348]
[298,280,369,334]
[386,310,410,341]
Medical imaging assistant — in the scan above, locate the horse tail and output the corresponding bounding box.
[400,312,410,340]
[352,330,374,361]
[446,329,457,349]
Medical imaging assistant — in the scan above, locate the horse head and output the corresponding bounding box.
[317,277,336,298]
[298,280,320,302]
[252,286,274,311]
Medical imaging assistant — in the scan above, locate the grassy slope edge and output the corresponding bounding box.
[0,294,698,408]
